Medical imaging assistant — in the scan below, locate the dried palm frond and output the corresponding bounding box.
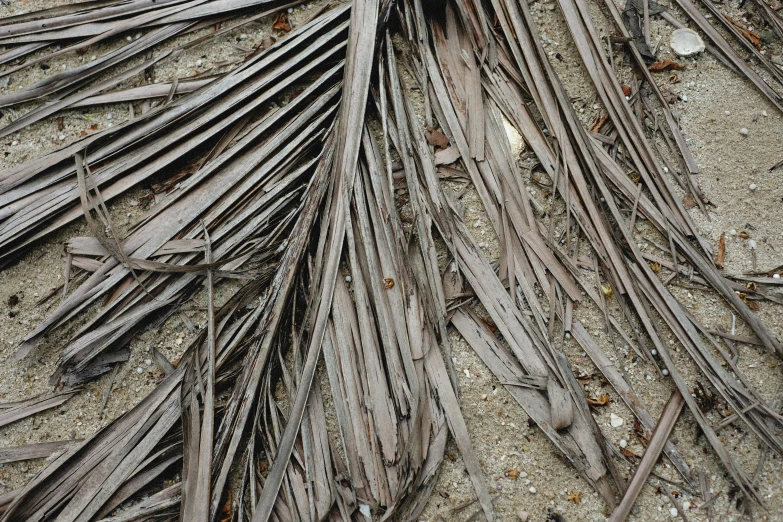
[1,0,783,519]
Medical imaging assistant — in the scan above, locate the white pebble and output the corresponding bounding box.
[529,486,537,494]
[345,275,352,282]
[58,134,65,141]
[619,439,628,448]
[651,349,658,356]
[136,367,144,374]
[762,110,768,117]
[773,274,780,279]
[126,36,132,42]
[724,110,730,115]
[195,59,203,67]
[106,113,113,120]
[681,95,688,102]
[610,413,624,427]
[729,229,737,236]
[682,501,691,510]
[670,507,678,517]
[662,369,670,376]
[287,7,293,12]
[61,64,67,70]
[11,140,18,146]
[145,359,152,366]
[748,239,757,250]
[749,183,757,191]
[662,166,669,173]
[91,55,97,61]
[739,127,749,136]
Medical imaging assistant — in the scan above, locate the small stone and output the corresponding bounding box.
[619,439,628,448]
[106,113,113,120]
[145,359,152,366]
[11,140,18,146]
[724,110,731,116]
[287,7,294,12]
[195,59,203,67]
[739,127,749,136]
[670,507,678,517]
[773,274,780,279]
[662,369,670,376]
[681,95,688,102]
[682,501,691,510]
[238,33,249,40]
[729,229,737,236]
[126,36,132,42]
[651,349,658,356]
[529,486,537,494]
[481,394,488,400]
[136,367,144,374]
[610,413,624,427]
[345,275,352,282]
[762,110,768,117]
[517,510,530,521]
[749,183,757,191]
[58,134,65,141]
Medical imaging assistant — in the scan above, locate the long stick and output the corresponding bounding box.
[609,390,685,522]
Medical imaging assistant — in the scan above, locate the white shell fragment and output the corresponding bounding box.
[610,413,624,427]
[670,28,705,57]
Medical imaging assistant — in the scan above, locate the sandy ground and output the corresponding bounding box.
[1,0,783,520]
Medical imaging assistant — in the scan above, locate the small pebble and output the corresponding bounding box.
[729,229,737,236]
[58,134,65,141]
[610,413,624,427]
[773,274,780,279]
[196,59,203,67]
[481,394,488,400]
[11,140,18,146]
[670,507,678,517]
[662,369,670,376]
[739,127,749,136]
[345,275,352,282]
[145,359,152,366]
[749,183,757,191]
[106,113,113,120]
[651,349,658,356]
[724,110,730,115]
[619,439,628,448]
[287,7,294,12]
[682,501,691,510]
[662,166,669,173]
[136,367,144,374]
[529,486,537,494]
[681,95,688,102]
[126,36,132,42]
[517,510,529,522]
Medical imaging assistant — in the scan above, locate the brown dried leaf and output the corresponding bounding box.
[507,468,520,479]
[586,393,611,406]
[715,233,726,269]
[726,16,762,49]
[650,262,662,273]
[682,193,698,210]
[648,59,686,72]
[272,12,291,32]
[737,230,749,239]
[568,491,583,504]
[79,124,99,137]
[744,299,760,312]
[384,278,395,289]
[425,126,450,148]
[621,85,632,97]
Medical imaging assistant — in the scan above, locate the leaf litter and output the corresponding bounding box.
[0,0,782,520]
